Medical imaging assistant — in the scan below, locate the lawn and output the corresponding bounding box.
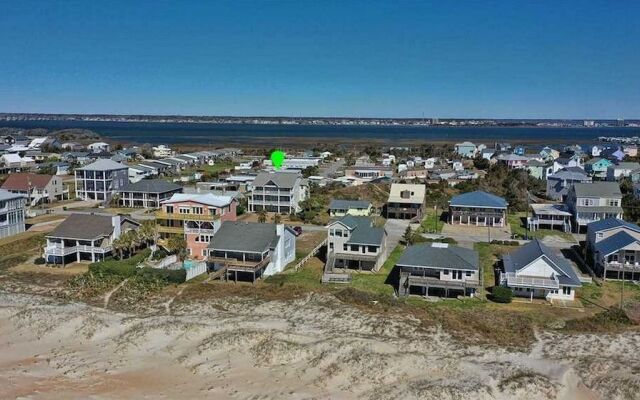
[508,212,574,241]
[419,206,445,234]
[349,244,404,296]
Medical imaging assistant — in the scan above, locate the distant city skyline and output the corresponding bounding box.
[1,1,639,119]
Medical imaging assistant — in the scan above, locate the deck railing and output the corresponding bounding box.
[504,272,559,289]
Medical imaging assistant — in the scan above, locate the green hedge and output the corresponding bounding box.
[491,286,513,303]
[88,249,186,284]
[490,240,520,246]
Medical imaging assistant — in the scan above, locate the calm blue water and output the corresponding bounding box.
[2,120,639,145]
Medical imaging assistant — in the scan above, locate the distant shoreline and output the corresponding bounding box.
[2,119,640,148]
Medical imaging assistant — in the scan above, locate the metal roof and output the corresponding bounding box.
[449,190,508,209]
[594,231,640,256]
[587,218,640,234]
[161,193,233,207]
[396,243,479,271]
[502,239,581,286]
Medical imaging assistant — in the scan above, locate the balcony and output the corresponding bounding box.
[504,272,559,289]
[45,245,112,256]
[604,261,640,272]
[406,274,479,288]
[155,211,219,221]
[185,227,216,235]
[208,255,271,272]
[157,225,185,234]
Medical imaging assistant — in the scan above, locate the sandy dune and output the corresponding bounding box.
[0,291,639,399]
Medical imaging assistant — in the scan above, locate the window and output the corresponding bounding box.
[329,230,334,237]
[367,246,377,253]
[334,229,343,237]
[193,207,203,215]
[597,232,603,239]
[202,249,207,257]
[350,244,359,252]
[562,286,571,295]
[343,244,348,251]
[465,271,472,277]
[166,205,174,214]
[179,207,190,214]
[443,270,449,275]
[329,242,334,250]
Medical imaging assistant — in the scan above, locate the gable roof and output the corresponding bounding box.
[587,218,640,234]
[77,158,128,171]
[161,193,233,207]
[573,182,622,198]
[449,190,508,209]
[548,167,590,181]
[119,179,182,194]
[396,243,479,271]
[253,171,301,188]
[208,222,279,253]
[502,239,581,286]
[1,173,53,191]
[328,199,372,210]
[594,231,640,256]
[330,215,385,246]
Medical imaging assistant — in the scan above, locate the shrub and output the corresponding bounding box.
[137,267,186,284]
[151,248,169,260]
[491,286,513,303]
[88,249,151,278]
[34,257,46,265]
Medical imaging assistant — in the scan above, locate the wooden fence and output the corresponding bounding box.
[294,238,327,271]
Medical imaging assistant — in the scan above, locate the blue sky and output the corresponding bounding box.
[1,0,639,118]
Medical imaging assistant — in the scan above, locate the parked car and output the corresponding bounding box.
[293,226,303,236]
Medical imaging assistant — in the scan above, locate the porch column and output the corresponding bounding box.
[76,240,80,262]
[91,240,95,262]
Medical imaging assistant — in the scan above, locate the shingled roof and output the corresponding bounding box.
[396,243,479,271]
[1,173,54,191]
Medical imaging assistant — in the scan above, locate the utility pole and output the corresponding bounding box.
[620,274,625,310]
[525,190,531,240]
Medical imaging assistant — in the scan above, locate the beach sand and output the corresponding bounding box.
[1,290,639,400]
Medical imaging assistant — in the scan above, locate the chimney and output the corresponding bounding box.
[112,215,121,238]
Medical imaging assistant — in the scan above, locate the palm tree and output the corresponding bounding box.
[112,237,125,260]
[139,220,159,250]
[257,209,267,223]
[272,213,282,224]
[167,235,188,261]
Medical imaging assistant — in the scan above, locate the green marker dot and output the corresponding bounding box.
[270,150,286,170]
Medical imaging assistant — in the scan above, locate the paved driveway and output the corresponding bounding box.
[384,219,410,250]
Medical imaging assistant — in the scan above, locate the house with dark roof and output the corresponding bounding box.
[248,171,308,214]
[157,193,237,259]
[396,242,480,297]
[1,173,68,206]
[0,189,26,239]
[74,159,129,202]
[328,199,372,217]
[448,190,508,227]
[206,221,296,282]
[545,167,592,201]
[44,213,140,265]
[586,218,640,280]
[500,239,582,301]
[117,179,183,208]
[566,182,623,232]
[326,216,387,272]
